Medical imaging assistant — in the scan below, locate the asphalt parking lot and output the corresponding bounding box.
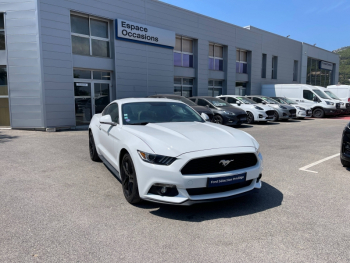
[1,118,350,263]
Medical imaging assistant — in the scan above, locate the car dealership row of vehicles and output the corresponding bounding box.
[88,84,350,206]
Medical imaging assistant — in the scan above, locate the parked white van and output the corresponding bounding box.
[327,85,350,103]
[315,86,349,115]
[261,84,340,118]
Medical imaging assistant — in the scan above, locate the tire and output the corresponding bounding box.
[213,115,224,124]
[313,108,325,118]
[120,153,141,204]
[89,131,101,162]
[272,111,279,122]
[341,157,350,167]
[246,111,254,124]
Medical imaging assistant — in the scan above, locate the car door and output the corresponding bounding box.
[302,90,318,107]
[99,103,120,167]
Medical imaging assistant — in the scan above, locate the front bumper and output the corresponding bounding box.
[254,111,274,122]
[296,109,312,118]
[223,114,248,125]
[133,147,263,205]
[324,108,339,116]
[276,108,293,119]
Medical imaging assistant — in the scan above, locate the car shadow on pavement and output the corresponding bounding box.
[0,131,19,144]
[255,122,280,126]
[137,182,283,222]
[234,124,254,129]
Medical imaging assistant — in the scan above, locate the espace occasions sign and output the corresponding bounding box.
[319,61,333,71]
[116,19,175,49]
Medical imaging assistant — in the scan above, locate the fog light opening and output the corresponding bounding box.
[259,114,263,118]
[148,184,179,197]
[257,174,262,183]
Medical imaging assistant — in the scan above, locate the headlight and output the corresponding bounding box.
[296,106,305,110]
[137,150,176,166]
[223,111,235,115]
[326,101,334,105]
[279,105,287,109]
[254,106,264,110]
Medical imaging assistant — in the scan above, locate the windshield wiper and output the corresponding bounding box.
[127,122,149,125]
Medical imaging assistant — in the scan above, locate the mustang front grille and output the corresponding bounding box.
[181,153,258,175]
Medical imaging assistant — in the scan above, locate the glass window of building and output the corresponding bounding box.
[293,60,298,81]
[235,82,247,96]
[271,56,278,79]
[236,49,247,74]
[208,80,223,96]
[70,13,110,58]
[0,66,9,126]
[208,44,223,71]
[0,14,4,50]
[261,54,267,78]
[306,57,333,87]
[174,36,193,68]
[174,78,193,97]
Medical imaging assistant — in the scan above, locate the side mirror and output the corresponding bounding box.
[236,102,241,106]
[313,96,318,102]
[201,113,210,122]
[206,105,210,108]
[262,101,267,104]
[100,115,117,126]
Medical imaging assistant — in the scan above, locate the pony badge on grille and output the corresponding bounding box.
[219,160,233,167]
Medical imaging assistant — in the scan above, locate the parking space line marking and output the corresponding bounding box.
[299,153,340,173]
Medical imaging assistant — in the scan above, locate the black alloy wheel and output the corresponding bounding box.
[313,108,325,118]
[272,111,279,122]
[121,153,141,204]
[247,112,254,124]
[213,115,224,124]
[89,132,101,162]
[341,157,350,167]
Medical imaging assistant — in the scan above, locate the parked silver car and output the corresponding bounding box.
[247,95,296,121]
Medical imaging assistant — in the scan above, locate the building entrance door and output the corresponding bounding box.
[74,81,111,126]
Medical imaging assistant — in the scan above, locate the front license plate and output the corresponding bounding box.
[240,117,247,121]
[207,173,247,188]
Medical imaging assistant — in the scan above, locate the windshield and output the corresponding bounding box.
[313,89,330,99]
[122,102,204,125]
[206,98,230,107]
[236,97,257,104]
[324,90,340,100]
[280,98,298,104]
[166,96,198,106]
[262,97,278,104]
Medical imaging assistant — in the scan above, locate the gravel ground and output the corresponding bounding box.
[0,118,349,263]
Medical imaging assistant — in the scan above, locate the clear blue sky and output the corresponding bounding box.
[160,0,349,51]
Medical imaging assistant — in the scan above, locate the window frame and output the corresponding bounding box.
[293,60,298,82]
[272,56,278,79]
[174,36,194,68]
[0,13,5,51]
[102,103,119,123]
[261,53,267,78]
[236,49,248,74]
[208,79,223,97]
[70,12,110,58]
[174,77,194,97]
[209,43,224,71]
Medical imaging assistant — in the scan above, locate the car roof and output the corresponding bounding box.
[149,94,182,98]
[189,96,218,99]
[110,98,185,105]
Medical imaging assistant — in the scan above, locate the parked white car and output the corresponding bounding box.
[89,98,263,205]
[270,97,312,119]
[217,95,275,124]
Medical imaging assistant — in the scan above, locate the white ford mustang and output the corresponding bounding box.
[89,98,263,205]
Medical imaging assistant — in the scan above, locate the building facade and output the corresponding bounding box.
[0,0,339,128]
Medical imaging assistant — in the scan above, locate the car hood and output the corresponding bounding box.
[215,106,247,115]
[122,122,258,157]
[191,105,212,114]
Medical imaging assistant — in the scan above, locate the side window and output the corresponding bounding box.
[255,98,263,103]
[227,97,237,103]
[189,98,196,103]
[217,97,226,101]
[303,90,314,101]
[103,103,119,123]
[197,99,208,107]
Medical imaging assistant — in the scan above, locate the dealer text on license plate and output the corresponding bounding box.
[207,173,247,188]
